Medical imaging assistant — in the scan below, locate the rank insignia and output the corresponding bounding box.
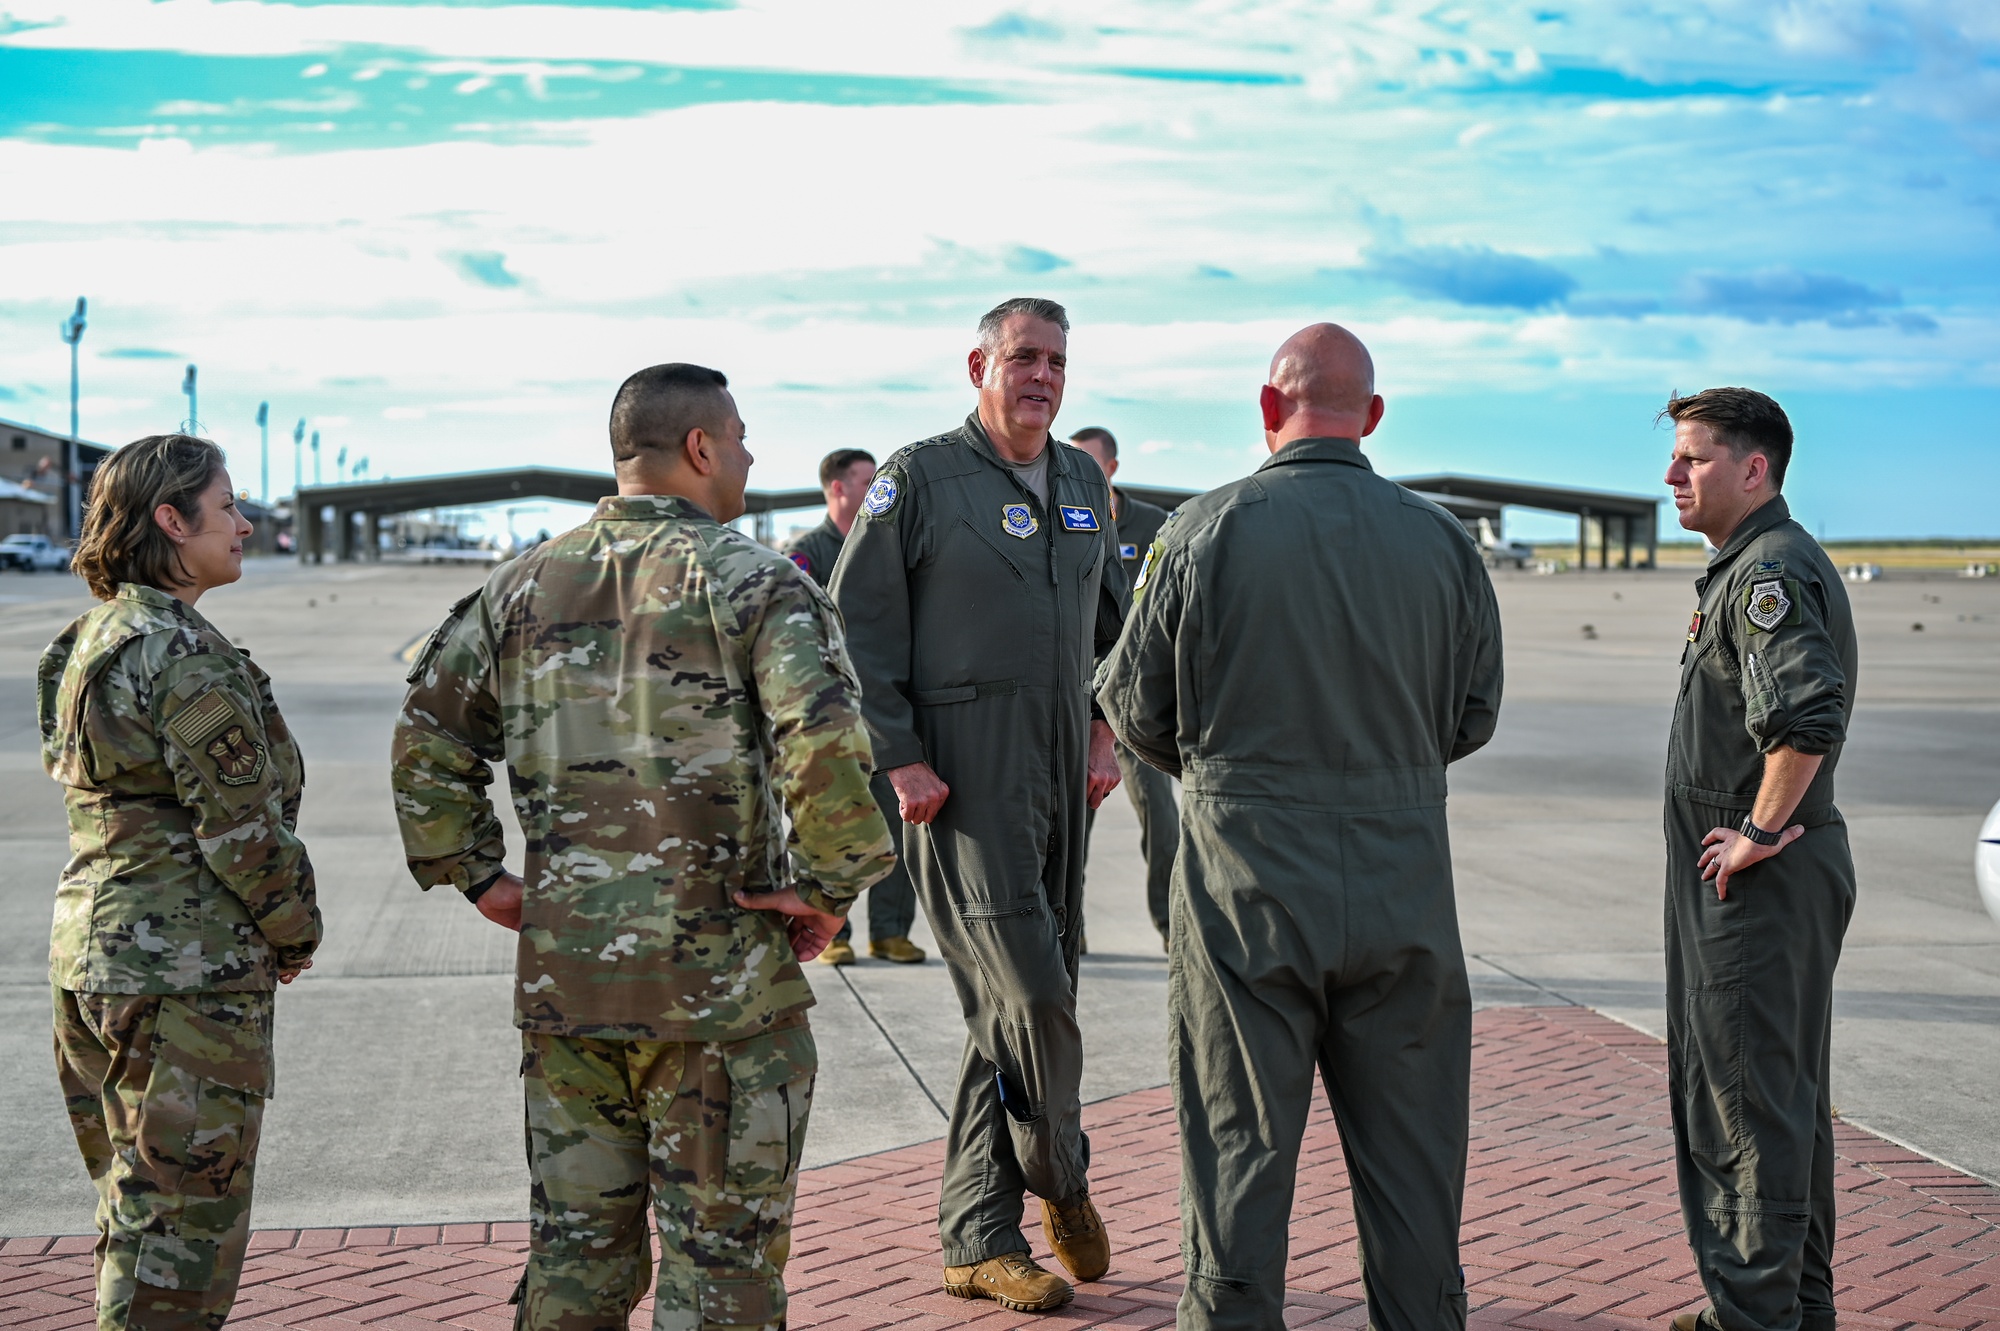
[1686,610,1703,643]
[861,473,900,518]
[787,551,812,574]
[1060,505,1099,531]
[1754,558,1785,575]
[1745,578,1794,632]
[1119,543,1138,560]
[1001,503,1038,539]
[204,724,268,787]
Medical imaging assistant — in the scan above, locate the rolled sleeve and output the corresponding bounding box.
[1741,574,1848,756]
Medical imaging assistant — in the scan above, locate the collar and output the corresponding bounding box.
[591,493,715,524]
[814,514,843,540]
[1257,437,1373,474]
[116,583,187,611]
[1706,495,1791,571]
[962,411,1069,478]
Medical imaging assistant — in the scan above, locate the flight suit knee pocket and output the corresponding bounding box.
[722,1026,816,1196]
[1680,987,1746,1154]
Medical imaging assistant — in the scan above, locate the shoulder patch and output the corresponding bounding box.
[167,686,268,789]
[787,550,813,574]
[165,688,235,750]
[1744,578,1800,633]
[861,470,902,520]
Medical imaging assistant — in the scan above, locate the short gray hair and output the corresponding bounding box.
[977,297,1069,349]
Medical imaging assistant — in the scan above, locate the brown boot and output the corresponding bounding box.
[868,935,926,964]
[1670,1314,1706,1331]
[942,1252,1073,1312]
[1041,1190,1111,1282]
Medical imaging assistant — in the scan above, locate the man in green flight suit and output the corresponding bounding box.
[1068,426,1180,945]
[1658,388,1857,1331]
[830,297,1128,1313]
[392,363,895,1331]
[781,447,925,968]
[1098,323,1503,1331]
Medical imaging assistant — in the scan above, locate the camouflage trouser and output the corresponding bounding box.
[52,986,274,1331]
[518,1018,817,1331]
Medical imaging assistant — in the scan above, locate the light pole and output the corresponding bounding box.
[59,297,86,540]
[311,430,321,486]
[336,444,347,484]
[256,402,270,504]
[181,364,198,434]
[292,419,305,496]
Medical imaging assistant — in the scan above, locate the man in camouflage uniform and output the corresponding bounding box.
[831,298,1127,1312]
[41,466,320,1331]
[1659,389,1857,1331]
[391,363,894,1331]
[782,447,925,967]
[1068,426,1180,945]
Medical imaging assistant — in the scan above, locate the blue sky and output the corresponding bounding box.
[1,0,1995,539]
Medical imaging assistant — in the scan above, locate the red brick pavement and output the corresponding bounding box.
[7,1006,1998,1330]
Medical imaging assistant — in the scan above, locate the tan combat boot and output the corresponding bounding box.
[869,935,926,964]
[1042,1191,1110,1282]
[817,938,856,966]
[1670,1313,1706,1331]
[942,1252,1073,1312]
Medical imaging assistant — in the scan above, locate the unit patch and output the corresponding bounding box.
[205,725,269,787]
[861,472,901,519]
[1059,505,1099,532]
[787,551,812,574]
[1001,503,1039,539]
[1745,579,1794,632]
[1119,543,1138,560]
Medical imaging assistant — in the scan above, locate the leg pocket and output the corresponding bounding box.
[134,1231,219,1292]
[721,1026,817,1196]
[1681,987,1746,1161]
[151,995,273,1202]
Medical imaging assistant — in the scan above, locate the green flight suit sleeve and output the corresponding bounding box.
[1090,523,1131,725]
[391,590,510,894]
[747,576,896,918]
[1449,565,1505,763]
[153,656,322,965]
[828,472,927,772]
[1738,569,1847,756]
[1096,529,1189,779]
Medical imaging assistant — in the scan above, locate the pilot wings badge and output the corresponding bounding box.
[1745,579,1792,632]
[1001,503,1039,539]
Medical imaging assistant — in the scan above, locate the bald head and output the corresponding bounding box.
[1260,322,1385,451]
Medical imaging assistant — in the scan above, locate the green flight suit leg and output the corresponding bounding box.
[909,793,1090,1267]
[834,774,917,945]
[1171,806,1470,1331]
[1665,798,1853,1331]
[1115,742,1178,940]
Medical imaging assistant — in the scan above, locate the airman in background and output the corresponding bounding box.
[1068,426,1180,946]
[1099,324,1503,1331]
[831,297,1128,1312]
[1659,389,1857,1331]
[392,363,894,1331]
[782,447,925,967]
[41,434,321,1331]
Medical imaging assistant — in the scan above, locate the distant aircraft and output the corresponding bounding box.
[1477,517,1535,569]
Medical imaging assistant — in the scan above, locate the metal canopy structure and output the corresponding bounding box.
[294,467,1658,569]
[1394,474,1660,569]
[294,468,826,561]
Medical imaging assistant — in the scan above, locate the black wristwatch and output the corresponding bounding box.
[1738,816,1783,847]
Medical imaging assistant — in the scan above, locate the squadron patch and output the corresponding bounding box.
[167,687,268,790]
[787,550,812,574]
[1745,578,1794,632]
[861,472,901,519]
[1001,503,1039,539]
[205,724,268,787]
[1119,543,1138,560]
[1059,505,1099,532]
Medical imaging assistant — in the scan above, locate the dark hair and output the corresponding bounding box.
[977,297,1069,349]
[608,363,732,463]
[818,448,875,490]
[1659,387,1794,491]
[1068,427,1116,458]
[72,434,226,600]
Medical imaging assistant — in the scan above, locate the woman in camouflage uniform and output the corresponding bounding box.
[38,434,321,1331]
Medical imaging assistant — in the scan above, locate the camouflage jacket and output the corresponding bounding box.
[392,493,895,1042]
[38,584,321,993]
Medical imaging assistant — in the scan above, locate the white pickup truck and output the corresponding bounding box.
[0,533,73,572]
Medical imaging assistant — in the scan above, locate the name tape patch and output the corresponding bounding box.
[1060,505,1099,532]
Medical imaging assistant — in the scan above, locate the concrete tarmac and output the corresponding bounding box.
[1,554,1996,1237]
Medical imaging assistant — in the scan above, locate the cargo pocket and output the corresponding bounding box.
[1680,986,1746,1161]
[150,995,273,1207]
[721,1025,817,1197]
[134,1231,220,1292]
[698,1272,786,1327]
